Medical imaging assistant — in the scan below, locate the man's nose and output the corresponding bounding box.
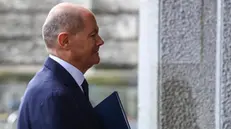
[97,36,104,46]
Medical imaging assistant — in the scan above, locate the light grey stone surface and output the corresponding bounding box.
[34,14,48,37]
[92,0,139,12]
[0,0,139,66]
[96,14,138,40]
[99,41,137,65]
[160,64,201,129]
[160,0,202,64]
[160,63,215,129]
[202,0,217,65]
[0,0,59,10]
[221,0,231,129]
[0,40,47,64]
[0,13,32,38]
[160,0,216,129]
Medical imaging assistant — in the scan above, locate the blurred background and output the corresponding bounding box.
[0,0,139,129]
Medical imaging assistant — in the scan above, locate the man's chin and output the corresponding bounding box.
[91,55,100,65]
[94,57,100,64]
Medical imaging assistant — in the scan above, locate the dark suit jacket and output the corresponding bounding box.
[17,57,104,129]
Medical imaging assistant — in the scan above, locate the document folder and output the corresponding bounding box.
[94,91,131,129]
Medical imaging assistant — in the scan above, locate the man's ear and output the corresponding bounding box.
[57,32,70,49]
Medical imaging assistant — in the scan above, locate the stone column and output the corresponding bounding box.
[160,0,217,129]
[221,0,231,129]
[138,0,159,129]
[139,0,217,129]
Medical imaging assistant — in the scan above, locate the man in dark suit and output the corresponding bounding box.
[17,2,104,129]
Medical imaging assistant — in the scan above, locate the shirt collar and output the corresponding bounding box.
[49,54,85,91]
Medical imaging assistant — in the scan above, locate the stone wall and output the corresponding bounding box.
[92,0,139,67]
[0,0,139,68]
[159,0,216,129]
[0,0,60,65]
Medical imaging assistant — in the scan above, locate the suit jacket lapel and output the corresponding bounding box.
[44,57,78,88]
[43,57,103,128]
[43,57,93,108]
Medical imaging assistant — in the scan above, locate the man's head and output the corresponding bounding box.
[42,3,104,73]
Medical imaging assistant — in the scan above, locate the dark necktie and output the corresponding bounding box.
[81,79,89,101]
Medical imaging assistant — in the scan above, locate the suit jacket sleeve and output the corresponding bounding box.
[40,91,86,129]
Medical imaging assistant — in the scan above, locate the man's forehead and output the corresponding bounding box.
[82,13,97,25]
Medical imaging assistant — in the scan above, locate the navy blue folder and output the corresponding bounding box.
[94,91,131,129]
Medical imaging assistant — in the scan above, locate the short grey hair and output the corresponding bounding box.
[42,11,84,48]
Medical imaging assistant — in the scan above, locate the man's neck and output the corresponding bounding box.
[49,53,88,74]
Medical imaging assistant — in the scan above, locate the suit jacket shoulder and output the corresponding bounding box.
[17,57,104,129]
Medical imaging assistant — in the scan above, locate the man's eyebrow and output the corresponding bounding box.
[89,28,98,35]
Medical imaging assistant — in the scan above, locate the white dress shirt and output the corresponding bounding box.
[49,54,84,92]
